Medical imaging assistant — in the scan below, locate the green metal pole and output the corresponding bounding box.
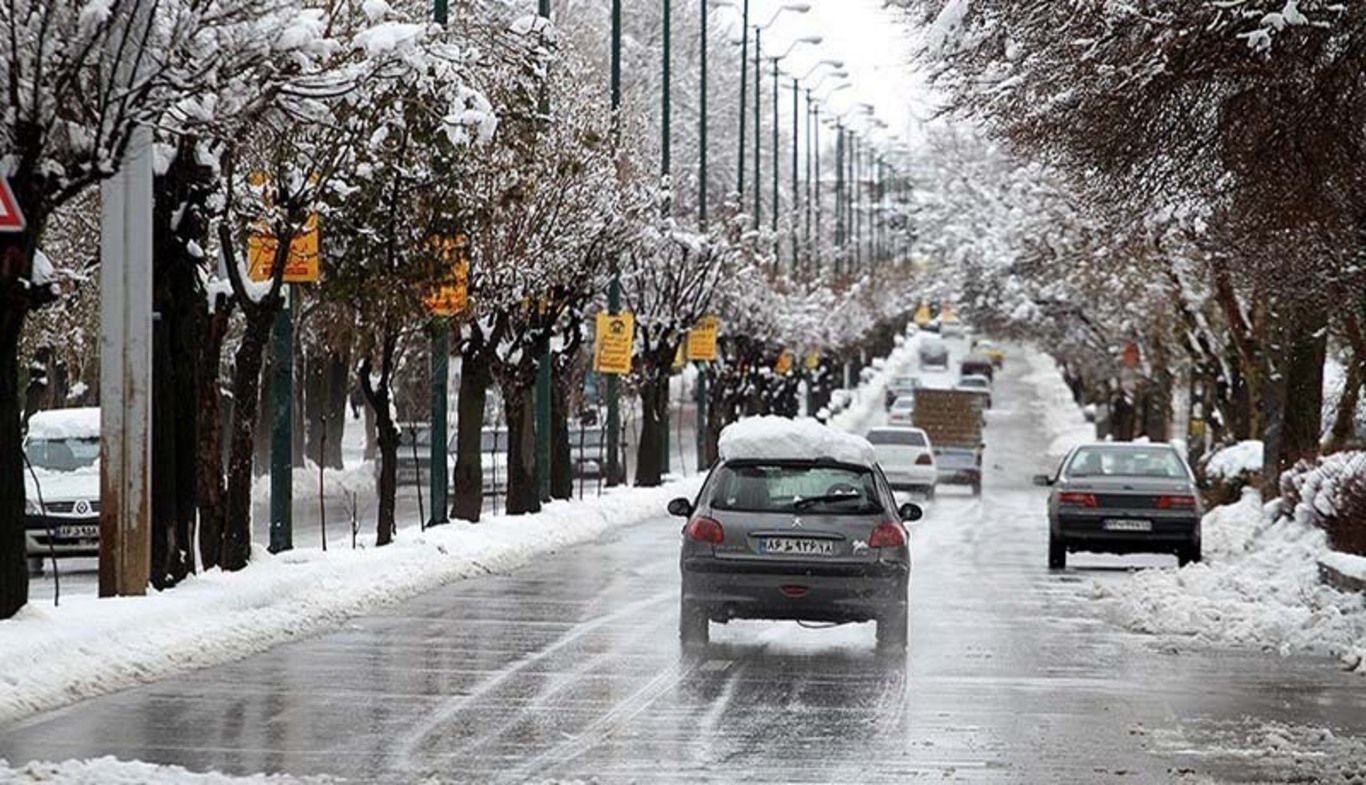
[607,0,623,487]
[771,57,779,267]
[834,125,843,274]
[660,0,671,476]
[696,0,709,477]
[791,77,798,273]
[269,285,293,553]
[737,0,749,199]
[753,27,761,228]
[430,320,449,524]
[536,0,552,502]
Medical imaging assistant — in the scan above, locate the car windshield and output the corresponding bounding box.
[866,429,926,447]
[709,463,883,515]
[891,397,915,410]
[960,378,987,389]
[891,377,917,390]
[25,437,100,472]
[1067,446,1189,479]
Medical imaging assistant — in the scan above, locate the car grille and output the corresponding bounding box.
[1095,494,1158,510]
[43,500,100,514]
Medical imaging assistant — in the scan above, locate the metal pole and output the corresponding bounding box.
[699,0,708,230]
[833,125,843,275]
[268,285,293,553]
[804,89,812,270]
[429,0,450,524]
[753,27,761,228]
[660,0,672,476]
[606,0,623,486]
[814,105,821,273]
[536,0,552,501]
[771,58,779,265]
[791,77,798,273]
[737,0,749,199]
[98,123,153,597]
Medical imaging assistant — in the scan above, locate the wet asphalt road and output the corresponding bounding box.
[5,350,1366,783]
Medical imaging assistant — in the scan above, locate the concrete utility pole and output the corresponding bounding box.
[98,121,153,595]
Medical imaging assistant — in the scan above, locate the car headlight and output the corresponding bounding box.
[24,497,41,515]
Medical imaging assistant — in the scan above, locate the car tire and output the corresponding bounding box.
[1177,542,1202,567]
[27,557,44,577]
[679,598,709,647]
[876,607,909,652]
[1048,534,1067,570]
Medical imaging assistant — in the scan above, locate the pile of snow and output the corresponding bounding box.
[0,477,699,724]
[718,416,876,466]
[1021,351,1094,457]
[0,757,327,784]
[1281,450,1366,529]
[251,459,376,503]
[1094,489,1366,673]
[25,407,101,440]
[825,334,920,433]
[1204,440,1263,480]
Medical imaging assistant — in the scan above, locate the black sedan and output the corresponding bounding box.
[1035,443,1203,569]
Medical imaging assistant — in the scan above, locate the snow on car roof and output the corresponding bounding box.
[26,407,101,440]
[718,416,877,467]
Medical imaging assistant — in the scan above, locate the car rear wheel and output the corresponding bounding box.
[1048,534,1067,570]
[876,607,908,652]
[679,598,709,647]
[1177,542,1202,567]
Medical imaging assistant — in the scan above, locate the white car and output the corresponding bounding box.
[887,394,916,425]
[957,374,993,408]
[23,408,102,574]
[867,426,937,497]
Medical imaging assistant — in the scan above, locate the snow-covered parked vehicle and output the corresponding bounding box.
[23,408,102,575]
[668,417,922,651]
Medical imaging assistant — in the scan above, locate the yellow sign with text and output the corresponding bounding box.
[425,235,470,317]
[804,349,821,370]
[686,315,720,361]
[248,213,320,283]
[913,303,932,326]
[593,311,635,375]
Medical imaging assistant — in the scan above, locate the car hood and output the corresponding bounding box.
[1060,475,1192,493]
[25,468,99,502]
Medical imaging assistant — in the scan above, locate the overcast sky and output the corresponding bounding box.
[713,0,940,152]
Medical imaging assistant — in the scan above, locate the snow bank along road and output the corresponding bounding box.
[4,347,1366,783]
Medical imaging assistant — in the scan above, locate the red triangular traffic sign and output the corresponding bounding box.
[0,175,25,232]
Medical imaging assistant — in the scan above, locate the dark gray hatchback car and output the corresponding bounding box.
[1035,442,1203,569]
[669,456,921,651]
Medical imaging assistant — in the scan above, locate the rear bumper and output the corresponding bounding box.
[681,556,908,623]
[936,467,980,485]
[1056,512,1199,553]
[883,467,937,489]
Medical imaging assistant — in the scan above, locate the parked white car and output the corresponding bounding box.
[887,395,916,425]
[23,408,102,574]
[866,426,937,498]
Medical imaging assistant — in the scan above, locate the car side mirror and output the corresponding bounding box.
[898,502,923,522]
[667,497,693,517]
[1032,474,1053,487]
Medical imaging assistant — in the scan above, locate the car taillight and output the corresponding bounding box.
[915,453,933,465]
[1156,495,1197,510]
[869,521,906,548]
[1057,492,1098,508]
[685,516,724,544]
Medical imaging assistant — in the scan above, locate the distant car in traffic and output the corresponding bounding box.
[23,408,102,575]
[885,375,919,410]
[918,337,949,370]
[1035,442,1203,569]
[956,374,992,408]
[974,340,1006,368]
[887,395,916,425]
[959,353,995,382]
[866,426,937,498]
[671,417,921,651]
[939,319,965,339]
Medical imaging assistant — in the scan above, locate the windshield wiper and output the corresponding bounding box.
[793,493,862,510]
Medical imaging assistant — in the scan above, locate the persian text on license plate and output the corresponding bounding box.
[57,524,100,539]
[1103,519,1152,532]
[758,537,836,556]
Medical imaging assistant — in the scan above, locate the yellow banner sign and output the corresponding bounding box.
[804,349,821,370]
[248,213,320,283]
[686,315,720,361]
[425,235,470,317]
[593,311,635,375]
[913,303,932,326]
[775,350,793,376]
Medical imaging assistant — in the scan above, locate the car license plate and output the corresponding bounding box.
[758,537,836,556]
[56,524,99,539]
[1103,519,1153,532]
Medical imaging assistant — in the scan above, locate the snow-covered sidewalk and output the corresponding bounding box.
[1021,349,1094,458]
[0,757,329,784]
[0,480,698,725]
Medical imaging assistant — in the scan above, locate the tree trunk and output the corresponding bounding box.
[1279,306,1328,468]
[550,366,573,500]
[635,371,669,487]
[316,347,350,469]
[253,352,273,475]
[452,348,492,522]
[372,400,399,547]
[197,295,232,570]
[223,306,278,571]
[503,382,540,515]
[0,302,29,619]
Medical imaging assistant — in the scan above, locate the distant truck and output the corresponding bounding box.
[911,388,984,496]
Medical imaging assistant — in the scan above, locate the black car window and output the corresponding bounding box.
[866,429,927,447]
[1067,446,1188,479]
[25,437,100,472]
[709,463,883,515]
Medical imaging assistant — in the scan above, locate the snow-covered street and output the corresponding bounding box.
[4,345,1365,784]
